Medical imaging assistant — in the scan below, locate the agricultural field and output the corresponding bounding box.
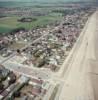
[0,13,62,33]
[0,1,64,34]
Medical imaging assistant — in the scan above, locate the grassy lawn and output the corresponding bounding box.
[0,13,63,33]
[0,26,13,33]
[0,17,19,33]
[9,42,26,50]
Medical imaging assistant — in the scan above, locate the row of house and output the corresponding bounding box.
[0,27,52,58]
[0,65,51,100]
[14,8,93,72]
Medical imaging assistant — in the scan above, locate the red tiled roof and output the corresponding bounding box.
[31,78,43,85]
[31,88,41,96]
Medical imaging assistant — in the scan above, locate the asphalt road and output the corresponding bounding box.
[1,10,98,100]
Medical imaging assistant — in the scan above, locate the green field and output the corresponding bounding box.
[0,1,64,33]
[0,13,63,33]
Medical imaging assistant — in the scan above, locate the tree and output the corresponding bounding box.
[0,83,4,90]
